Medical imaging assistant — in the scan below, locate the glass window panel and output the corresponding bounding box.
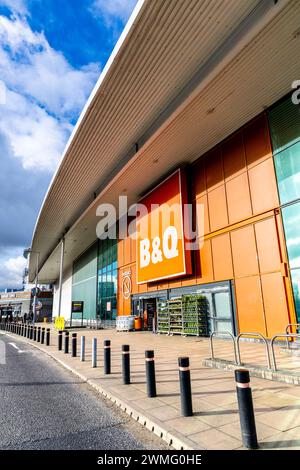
[274,141,300,204]
[213,292,231,319]
[282,202,300,269]
[215,321,233,333]
[268,97,300,154]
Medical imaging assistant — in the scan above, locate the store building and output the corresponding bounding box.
[29,0,300,338]
[0,289,53,321]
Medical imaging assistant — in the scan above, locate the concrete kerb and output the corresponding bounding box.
[0,331,196,450]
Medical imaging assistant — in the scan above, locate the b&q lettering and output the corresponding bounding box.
[140,226,179,268]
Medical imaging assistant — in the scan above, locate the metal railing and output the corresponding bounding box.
[285,323,300,349]
[210,331,238,364]
[271,333,300,371]
[236,332,271,370]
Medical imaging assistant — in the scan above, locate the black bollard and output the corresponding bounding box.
[46,328,50,346]
[235,369,258,449]
[37,327,41,342]
[27,325,30,339]
[30,325,34,340]
[58,330,63,351]
[71,333,77,357]
[24,324,27,337]
[178,357,193,417]
[33,326,37,341]
[104,340,111,375]
[41,327,45,345]
[64,331,69,354]
[122,345,130,385]
[145,350,157,398]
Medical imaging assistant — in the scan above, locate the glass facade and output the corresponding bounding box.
[97,237,118,322]
[268,95,300,321]
[72,243,98,320]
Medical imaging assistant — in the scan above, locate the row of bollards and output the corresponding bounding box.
[55,330,258,450]
[0,321,51,348]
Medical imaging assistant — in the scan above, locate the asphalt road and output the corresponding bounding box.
[0,333,168,450]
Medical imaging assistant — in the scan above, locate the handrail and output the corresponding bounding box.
[236,332,271,370]
[271,333,300,371]
[285,324,300,349]
[210,331,238,364]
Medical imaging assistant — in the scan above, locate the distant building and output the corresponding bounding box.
[0,289,53,322]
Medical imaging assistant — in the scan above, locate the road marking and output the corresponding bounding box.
[8,342,26,354]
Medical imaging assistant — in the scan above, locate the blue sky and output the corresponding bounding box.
[0,0,137,289]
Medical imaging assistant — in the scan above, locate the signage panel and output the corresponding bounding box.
[136,169,192,284]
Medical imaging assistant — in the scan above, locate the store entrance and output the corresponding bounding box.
[131,296,158,331]
[142,298,156,331]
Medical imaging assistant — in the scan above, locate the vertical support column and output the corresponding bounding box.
[57,237,65,318]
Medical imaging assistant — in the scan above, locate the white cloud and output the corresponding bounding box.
[0,14,100,171]
[0,253,27,289]
[91,0,138,24]
[0,0,28,15]
[0,89,69,170]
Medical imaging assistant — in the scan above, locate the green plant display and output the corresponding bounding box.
[157,294,208,336]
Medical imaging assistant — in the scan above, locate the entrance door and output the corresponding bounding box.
[206,283,235,335]
[143,299,156,331]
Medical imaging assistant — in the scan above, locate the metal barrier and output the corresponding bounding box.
[236,332,271,370]
[271,333,300,371]
[285,323,300,349]
[210,331,238,364]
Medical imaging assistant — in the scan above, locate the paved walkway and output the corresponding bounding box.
[3,326,300,450]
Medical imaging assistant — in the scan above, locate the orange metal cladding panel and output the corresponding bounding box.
[196,194,210,236]
[130,236,136,264]
[207,185,229,232]
[235,276,267,336]
[205,146,224,190]
[226,172,252,225]
[131,263,138,295]
[196,238,214,283]
[136,169,192,284]
[223,131,246,180]
[211,233,233,281]
[123,236,131,267]
[254,217,281,273]
[192,157,206,199]
[248,158,279,215]
[230,225,259,277]
[261,272,290,338]
[244,113,272,167]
